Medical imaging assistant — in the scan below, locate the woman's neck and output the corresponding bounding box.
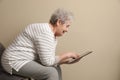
[49,23,57,37]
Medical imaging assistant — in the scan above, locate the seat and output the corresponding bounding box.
[0,43,31,80]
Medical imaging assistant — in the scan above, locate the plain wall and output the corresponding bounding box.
[0,0,120,80]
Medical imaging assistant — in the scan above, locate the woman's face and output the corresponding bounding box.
[55,20,71,37]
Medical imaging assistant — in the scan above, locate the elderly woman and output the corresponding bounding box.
[1,8,81,80]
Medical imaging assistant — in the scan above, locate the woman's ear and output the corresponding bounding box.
[56,19,61,26]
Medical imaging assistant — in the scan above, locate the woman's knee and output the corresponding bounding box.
[46,67,59,80]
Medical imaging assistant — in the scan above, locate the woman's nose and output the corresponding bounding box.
[65,28,68,32]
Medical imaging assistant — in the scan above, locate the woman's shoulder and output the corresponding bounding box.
[27,23,48,28]
[24,23,52,35]
[25,23,49,30]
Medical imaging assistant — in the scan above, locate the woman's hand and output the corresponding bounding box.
[58,52,81,64]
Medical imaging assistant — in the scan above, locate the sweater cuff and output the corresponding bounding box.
[55,56,60,65]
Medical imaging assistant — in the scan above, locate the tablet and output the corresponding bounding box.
[68,51,93,63]
[80,51,93,58]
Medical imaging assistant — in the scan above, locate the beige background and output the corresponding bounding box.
[0,0,120,80]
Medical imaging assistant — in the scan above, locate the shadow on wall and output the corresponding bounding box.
[118,53,120,80]
[119,65,120,80]
[0,0,2,3]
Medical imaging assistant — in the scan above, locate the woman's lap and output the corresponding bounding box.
[12,61,62,80]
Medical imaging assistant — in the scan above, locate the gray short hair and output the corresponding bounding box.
[49,8,73,25]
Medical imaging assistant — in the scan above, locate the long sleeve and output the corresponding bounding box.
[34,32,57,66]
[25,23,58,66]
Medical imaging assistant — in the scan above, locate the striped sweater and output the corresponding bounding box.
[1,23,59,74]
